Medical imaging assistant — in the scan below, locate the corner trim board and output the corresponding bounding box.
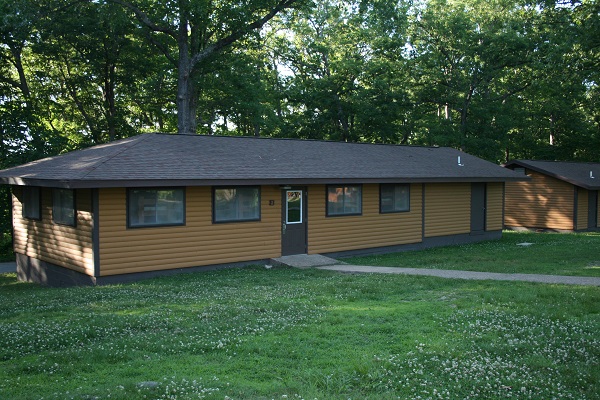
[92,188,100,277]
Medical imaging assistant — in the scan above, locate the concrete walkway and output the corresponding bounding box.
[271,254,600,287]
[317,265,600,286]
[0,262,16,274]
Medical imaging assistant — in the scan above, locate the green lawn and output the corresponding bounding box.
[1,256,599,399]
[344,230,600,277]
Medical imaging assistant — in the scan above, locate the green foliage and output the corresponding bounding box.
[0,232,13,262]
[0,263,598,399]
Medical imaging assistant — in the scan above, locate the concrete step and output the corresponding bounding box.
[270,254,344,269]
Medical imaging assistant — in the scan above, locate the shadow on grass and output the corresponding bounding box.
[0,273,41,292]
[0,273,17,286]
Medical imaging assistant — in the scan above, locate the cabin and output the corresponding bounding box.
[503,160,600,231]
[0,133,524,286]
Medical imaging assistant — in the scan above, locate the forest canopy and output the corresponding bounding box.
[1,0,598,169]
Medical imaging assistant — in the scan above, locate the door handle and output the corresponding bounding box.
[282,223,286,234]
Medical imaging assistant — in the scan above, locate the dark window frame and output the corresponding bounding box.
[212,186,261,224]
[52,188,76,227]
[380,183,411,214]
[22,186,42,220]
[326,184,363,217]
[127,187,186,229]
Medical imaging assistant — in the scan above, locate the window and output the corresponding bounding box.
[22,186,41,220]
[380,184,410,213]
[53,189,75,226]
[213,187,260,223]
[286,190,303,224]
[128,188,185,228]
[327,185,362,216]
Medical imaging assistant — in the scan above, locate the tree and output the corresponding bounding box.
[407,0,536,159]
[106,0,306,134]
[268,0,412,142]
[34,1,149,145]
[0,0,51,161]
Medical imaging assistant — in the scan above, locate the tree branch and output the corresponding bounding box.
[142,30,178,67]
[189,0,300,68]
[490,83,531,102]
[0,75,23,92]
[106,0,177,39]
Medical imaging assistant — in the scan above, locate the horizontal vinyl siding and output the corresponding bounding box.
[12,187,94,275]
[424,183,471,238]
[307,184,422,254]
[504,171,574,230]
[577,188,588,230]
[98,186,281,276]
[486,183,504,231]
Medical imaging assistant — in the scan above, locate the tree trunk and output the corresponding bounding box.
[11,47,31,100]
[177,65,198,134]
[104,61,117,141]
[335,95,350,141]
[177,28,198,134]
[459,84,475,151]
[107,0,301,134]
[254,122,260,137]
[549,113,555,145]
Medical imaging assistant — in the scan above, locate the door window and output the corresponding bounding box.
[286,190,302,224]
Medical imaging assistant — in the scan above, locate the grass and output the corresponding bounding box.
[1,255,599,399]
[344,230,600,277]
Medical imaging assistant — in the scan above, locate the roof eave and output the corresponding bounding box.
[0,175,528,189]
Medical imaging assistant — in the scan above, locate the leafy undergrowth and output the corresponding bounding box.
[1,266,598,399]
[0,232,14,262]
[345,230,600,277]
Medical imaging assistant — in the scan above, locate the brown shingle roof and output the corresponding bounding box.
[0,133,525,188]
[504,160,600,190]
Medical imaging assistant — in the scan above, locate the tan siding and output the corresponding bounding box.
[12,187,94,275]
[307,184,423,254]
[577,188,588,230]
[424,183,471,237]
[98,186,281,276]
[486,183,504,231]
[504,171,574,230]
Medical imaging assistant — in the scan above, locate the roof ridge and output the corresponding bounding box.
[516,159,600,165]
[153,132,446,150]
[78,134,153,180]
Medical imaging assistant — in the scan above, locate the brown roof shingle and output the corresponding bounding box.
[0,133,525,188]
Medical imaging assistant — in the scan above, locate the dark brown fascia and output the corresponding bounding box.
[0,175,529,189]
